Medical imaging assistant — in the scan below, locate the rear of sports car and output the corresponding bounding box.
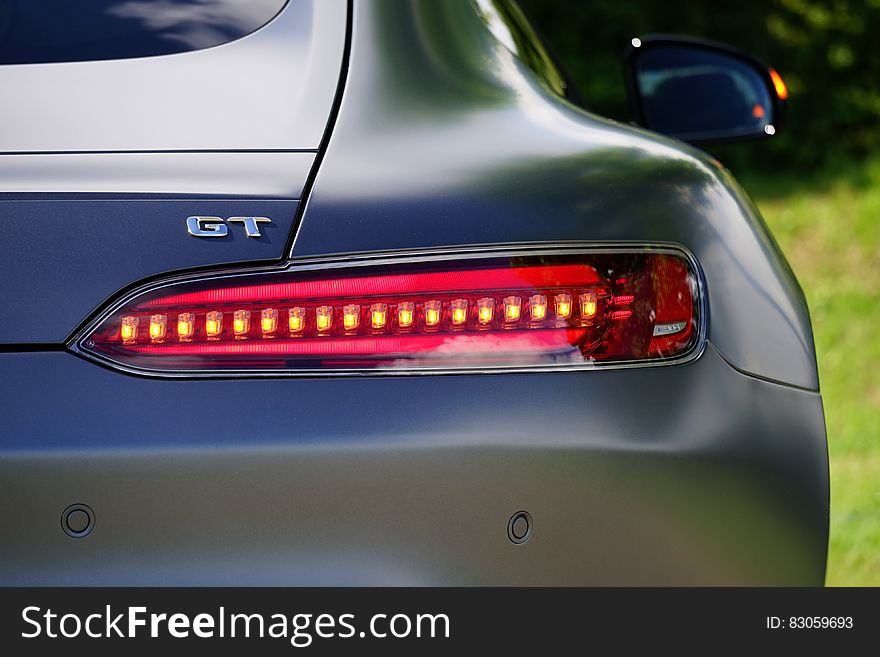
[0,0,827,585]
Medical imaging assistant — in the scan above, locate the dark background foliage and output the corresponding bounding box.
[519,0,880,176]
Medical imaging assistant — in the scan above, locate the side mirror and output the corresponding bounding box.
[624,35,788,144]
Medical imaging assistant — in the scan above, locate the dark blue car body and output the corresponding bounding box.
[0,0,827,584]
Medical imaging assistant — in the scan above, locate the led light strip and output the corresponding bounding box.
[116,289,616,345]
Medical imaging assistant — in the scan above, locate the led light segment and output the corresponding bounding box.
[451,299,469,326]
[316,306,333,333]
[205,311,223,339]
[261,308,278,336]
[579,291,597,320]
[233,310,251,338]
[120,315,138,344]
[476,297,495,325]
[288,307,306,334]
[343,304,360,331]
[502,296,521,323]
[397,302,415,329]
[555,293,572,320]
[425,300,442,328]
[529,294,547,321]
[370,303,388,330]
[177,313,195,342]
[149,314,167,342]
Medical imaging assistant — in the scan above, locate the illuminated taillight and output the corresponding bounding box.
[74,247,703,375]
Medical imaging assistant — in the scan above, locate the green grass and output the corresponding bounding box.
[738,160,880,586]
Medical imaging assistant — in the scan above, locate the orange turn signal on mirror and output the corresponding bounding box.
[769,68,788,101]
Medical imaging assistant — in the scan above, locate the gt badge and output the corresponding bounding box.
[186,216,272,239]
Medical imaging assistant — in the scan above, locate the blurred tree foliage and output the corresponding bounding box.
[519,0,880,174]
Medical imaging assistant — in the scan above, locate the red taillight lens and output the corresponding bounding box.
[75,248,702,374]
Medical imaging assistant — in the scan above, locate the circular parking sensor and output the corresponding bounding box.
[62,504,95,538]
[507,510,532,544]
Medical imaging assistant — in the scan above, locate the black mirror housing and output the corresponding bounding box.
[624,35,787,145]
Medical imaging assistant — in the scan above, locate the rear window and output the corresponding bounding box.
[0,0,289,65]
